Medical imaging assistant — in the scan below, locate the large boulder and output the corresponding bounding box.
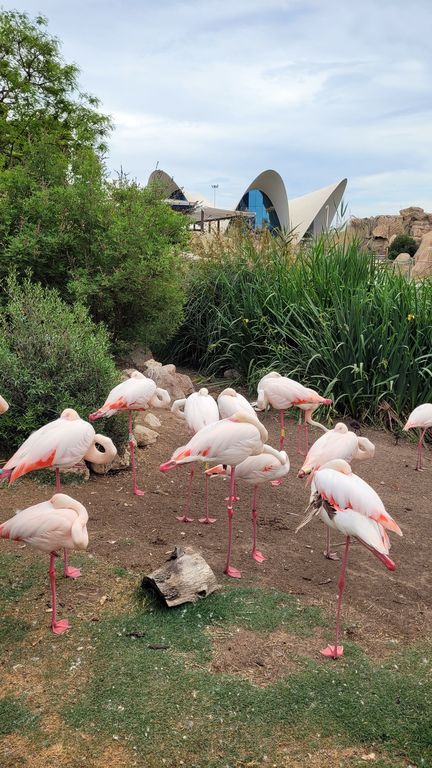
[90,446,131,474]
[412,235,432,279]
[393,252,412,275]
[142,359,194,399]
[121,346,153,371]
[133,424,159,447]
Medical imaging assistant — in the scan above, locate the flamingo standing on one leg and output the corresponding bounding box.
[0,408,116,578]
[403,403,432,471]
[206,448,289,563]
[171,388,220,523]
[0,493,88,634]
[255,372,332,453]
[160,411,272,578]
[297,423,375,559]
[0,395,9,414]
[90,371,170,496]
[296,459,402,659]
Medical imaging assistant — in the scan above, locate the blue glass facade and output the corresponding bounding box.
[237,188,281,231]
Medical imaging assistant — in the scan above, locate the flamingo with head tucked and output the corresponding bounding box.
[206,448,289,563]
[217,388,256,420]
[160,411,271,578]
[403,403,432,471]
[0,408,115,578]
[0,395,9,414]
[171,388,220,523]
[297,423,375,559]
[255,372,332,453]
[0,493,88,634]
[90,371,170,496]
[296,459,402,659]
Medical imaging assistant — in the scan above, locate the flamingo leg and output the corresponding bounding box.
[279,410,286,451]
[321,535,350,659]
[129,410,145,496]
[177,465,195,522]
[55,468,82,579]
[416,428,427,471]
[55,467,61,492]
[303,420,309,455]
[224,467,241,578]
[199,468,216,524]
[49,554,70,635]
[251,486,266,563]
[323,526,339,561]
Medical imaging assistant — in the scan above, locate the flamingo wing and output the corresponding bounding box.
[0,501,86,553]
[185,392,219,433]
[92,377,157,417]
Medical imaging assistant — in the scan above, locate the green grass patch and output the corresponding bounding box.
[0,552,46,603]
[0,696,40,737]
[0,616,31,646]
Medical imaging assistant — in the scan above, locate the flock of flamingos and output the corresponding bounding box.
[0,371,431,660]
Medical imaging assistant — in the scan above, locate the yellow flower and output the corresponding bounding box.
[243,318,249,324]
[407,313,415,322]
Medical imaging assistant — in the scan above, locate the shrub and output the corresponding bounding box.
[388,234,418,261]
[0,276,127,453]
[164,232,432,424]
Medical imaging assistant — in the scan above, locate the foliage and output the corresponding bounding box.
[388,234,418,261]
[164,231,432,423]
[0,10,110,168]
[0,276,126,452]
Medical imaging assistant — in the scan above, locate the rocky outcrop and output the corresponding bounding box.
[142,359,194,399]
[412,232,432,279]
[348,207,432,255]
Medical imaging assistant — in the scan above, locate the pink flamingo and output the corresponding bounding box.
[171,388,220,523]
[160,411,271,578]
[0,408,115,578]
[206,448,289,563]
[90,371,170,496]
[0,395,9,414]
[297,423,375,559]
[0,493,88,634]
[255,372,332,453]
[296,459,402,659]
[217,388,256,420]
[403,403,432,471]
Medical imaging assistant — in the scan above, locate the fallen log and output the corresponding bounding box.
[142,546,219,607]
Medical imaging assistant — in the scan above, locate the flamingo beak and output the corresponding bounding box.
[205,464,226,476]
[159,460,177,472]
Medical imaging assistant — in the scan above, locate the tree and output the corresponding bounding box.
[388,234,418,261]
[0,10,110,168]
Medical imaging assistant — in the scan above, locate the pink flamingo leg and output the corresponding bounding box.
[129,410,145,496]
[416,428,427,471]
[177,465,195,522]
[279,410,285,451]
[55,469,81,578]
[199,471,216,524]
[323,526,339,561]
[303,420,309,455]
[224,467,241,578]
[251,486,266,563]
[49,554,70,635]
[321,536,350,659]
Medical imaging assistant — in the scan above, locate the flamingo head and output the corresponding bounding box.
[61,408,80,421]
[320,458,352,475]
[205,464,229,477]
[159,459,177,472]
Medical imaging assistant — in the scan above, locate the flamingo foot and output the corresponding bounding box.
[176,515,194,523]
[270,479,283,487]
[320,644,344,659]
[134,488,145,496]
[64,566,81,579]
[198,515,217,524]
[52,619,71,635]
[251,548,266,563]
[323,550,339,561]
[224,565,241,579]
[225,495,240,502]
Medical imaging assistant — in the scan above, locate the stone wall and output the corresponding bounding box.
[347,207,432,255]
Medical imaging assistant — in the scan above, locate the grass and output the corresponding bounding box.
[0,549,430,767]
[164,230,432,425]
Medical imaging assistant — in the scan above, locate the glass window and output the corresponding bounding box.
[237,188,280,232]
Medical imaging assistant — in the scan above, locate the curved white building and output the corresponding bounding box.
[148,168,347,240]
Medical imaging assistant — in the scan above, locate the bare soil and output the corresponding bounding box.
[2,389,432,654]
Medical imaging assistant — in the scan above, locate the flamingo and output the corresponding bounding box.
[296,459,402,659]
[255,372,332,453]
[90,371,170,496]
[0,408,116,578]
[0,493,88,634]
[217,388,256,420]
[206,448,289,563]
[403,403,432,471]
[0,395,9,414]
[297,423,375,559]
[160,411,271,578]
[171,388,220,523]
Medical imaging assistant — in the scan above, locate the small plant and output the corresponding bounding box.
[388,234,417,261]
[0,276,127,453]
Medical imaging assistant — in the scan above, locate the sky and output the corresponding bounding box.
[4,0,432,216]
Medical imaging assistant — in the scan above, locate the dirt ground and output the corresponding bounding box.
[1,388,432,655]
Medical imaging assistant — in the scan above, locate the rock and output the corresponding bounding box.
[400,206,427,221]
[126,346,153,371]
[60,463,90,482]
[143,413,161,429]
[90,446,131,474]
[175,373,194,396]
[223,368,241,380]
[412,245,432,279]
[393,253,412,275]
[133,424,159,447]
[142,546,219,607]
[145,363,193,399]
[143,359,163,370]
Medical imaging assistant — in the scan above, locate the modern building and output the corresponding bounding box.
[148,168,347,240]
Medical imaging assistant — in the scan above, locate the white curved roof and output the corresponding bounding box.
[236,169,290,230]
[148,169,212,207]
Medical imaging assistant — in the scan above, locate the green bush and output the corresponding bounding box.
[388,234,418,260]
[164,231,432,423]
[0,276,127,453]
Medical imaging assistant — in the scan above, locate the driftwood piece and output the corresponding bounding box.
[142,546,219,607]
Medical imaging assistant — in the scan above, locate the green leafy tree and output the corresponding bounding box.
[388,234,418,261]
